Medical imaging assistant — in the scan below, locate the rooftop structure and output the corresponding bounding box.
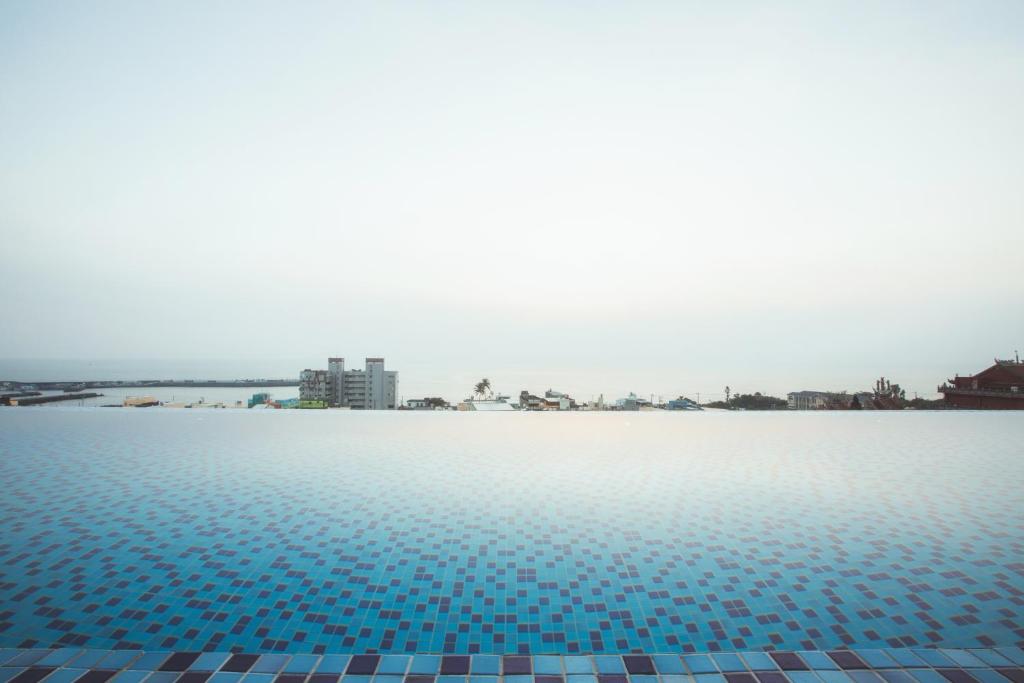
[939,356,1024,409]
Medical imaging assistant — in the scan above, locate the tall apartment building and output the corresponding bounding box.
[300,357,398,409]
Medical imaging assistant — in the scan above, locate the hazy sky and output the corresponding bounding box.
[2,1,1022,400]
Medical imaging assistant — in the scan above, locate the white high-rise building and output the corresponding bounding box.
[301,356,398,409]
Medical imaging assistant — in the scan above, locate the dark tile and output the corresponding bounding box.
[176,674,211,683]
[598,676,628,683]
[727,675,758,683]
[275,676,306,683]
[536,677,564,683]
[161,654,202,672]
[406,677,435,683]
[441,657,470,676]
[770,654,807,671]
[12,669,57,683]
[504,657,532,675]
[221,655,260,673]
[75,672,116,683]
[828,652,869,670]
[309,676,340,683]
[996,670,1024,683]
[623,657,655,675]
[938,671,978,683]
[347,656,380,676]
[756,673,789,683]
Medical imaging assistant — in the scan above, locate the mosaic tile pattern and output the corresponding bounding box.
[1,648,1024,683]
[1,411,1023,653]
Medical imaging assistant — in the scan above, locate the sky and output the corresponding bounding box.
[1,1,1022,401]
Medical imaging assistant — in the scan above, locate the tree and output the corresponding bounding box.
[473,378,492,399]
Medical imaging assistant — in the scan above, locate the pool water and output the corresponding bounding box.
[0,410,1021,654]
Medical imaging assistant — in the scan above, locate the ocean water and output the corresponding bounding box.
[0,410,1021,654]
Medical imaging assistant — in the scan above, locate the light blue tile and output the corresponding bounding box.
[971,651,1013,667]
[662,676,695,683]
[240,675,276,683]
[73,652,112,670]
[253,655,291,674]
[4,651,50,668]
[789,672,823,683]
[594,657,625,674]
[409,656,440,675]
[0,670,24,683]
[437,676,465,683]
[192,653,232,672]
[694,674,726,683]
[46,669,89,683]
[567,676,597,683]
[534,657,563,675]
[144,673,180,683]
[131,653,171,671]
[373,675,403,683]
[317,656,351,674]
[470,677,499,683]
[377,657,410,676]
[471,657,500,675]
[209,674,244,683]
[911,651,954,668]
[38,650,84,668]
[968,670,1011,683]
[938,651,985,668]
[879,672,916,683]
[342,677,373,683]
[284,655,321,673]
[741,653,778,672]
[816,672,854,683]
[847,672,885,683]
[102,652,143,670]
[994,648,1024,666]
[884,651,926,669]
[0,651,17,667]
[565,658,593,675]
[684,656,718,675]
[711,654,745,673]
[854,652,897,669]
[654,656,686,675]
[633,675,659,683]
[112,671,151,683]
[505,676,532,683]
[906,670,947,683]
[799,652,839,671]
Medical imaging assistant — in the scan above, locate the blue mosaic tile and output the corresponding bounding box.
[564,659,594,675]
[994,649,1024,666]
[470,677,499,683]
[1,413,1021,654]
[208,675,243,683]
[694,674,726,683]
[316,658,351,675]
[408,656,440,675]
[815,672,854,683]
[593,658,625,675]
[112,672,150,683]
[566,676,596,683]
[744,654,780,672]
[685,656,719,675]
[376,657,410,676]
[470,658,499,676]
[654,657,687,675]
[534,657,563,675]
[855,653,899,670]
[940,652,987,669]
[0,670,22,683]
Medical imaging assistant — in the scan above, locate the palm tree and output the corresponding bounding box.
[473,378,492,400]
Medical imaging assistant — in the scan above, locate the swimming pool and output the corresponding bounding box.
[0,410,1021,654]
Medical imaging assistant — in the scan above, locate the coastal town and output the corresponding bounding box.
[3,353,1022,410]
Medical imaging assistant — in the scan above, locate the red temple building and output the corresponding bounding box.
[939,356,1024,409]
